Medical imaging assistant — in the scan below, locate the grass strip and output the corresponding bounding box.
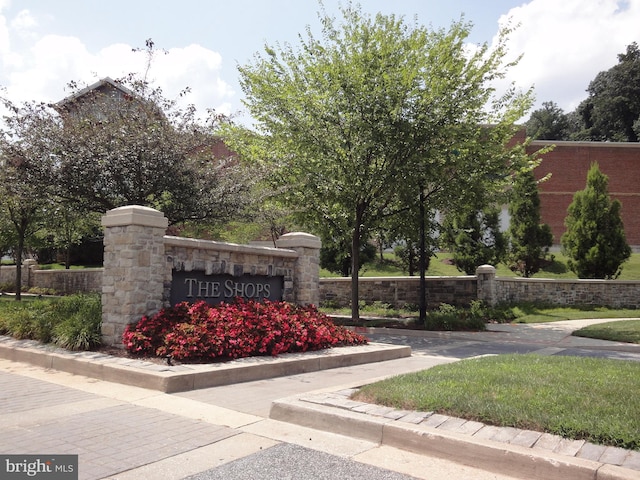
[511,306,640,323]
[353,354,640,450]
[573,320,640,344]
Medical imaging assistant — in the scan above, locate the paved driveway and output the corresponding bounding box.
[367,318,640,362]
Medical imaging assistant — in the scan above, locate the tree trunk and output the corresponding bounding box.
[14,236,23,301]
[350,210,364,322]
[419,188,426,323]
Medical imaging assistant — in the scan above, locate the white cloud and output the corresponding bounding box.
[0,8,235,119]
[10,9,37,31]
[151,44,236,116]
[4,35,93,103]
[0,4,10,58]
[496,0,640,114]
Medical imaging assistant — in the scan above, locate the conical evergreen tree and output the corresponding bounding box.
[506,169,553,277]
[561,163,631,279]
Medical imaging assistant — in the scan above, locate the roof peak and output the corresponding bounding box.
[55,77,136,108]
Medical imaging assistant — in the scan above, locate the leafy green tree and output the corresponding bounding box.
[320,236,376,277]
[573,42,640,142]
[561,163,631,279]
[43,202,102,269]
[388,207,438,276]
[0,100,58,299]
[441,204,506,275]
[525,101,571,140]
[53,74,251,226]
[236,3,534,319]
[506,169,553,277]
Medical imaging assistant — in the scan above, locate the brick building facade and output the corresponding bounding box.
[523,136,640,248]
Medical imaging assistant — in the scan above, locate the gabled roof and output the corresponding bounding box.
[55,77,136,110]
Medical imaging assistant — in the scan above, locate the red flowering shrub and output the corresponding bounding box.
[122,299,367,361]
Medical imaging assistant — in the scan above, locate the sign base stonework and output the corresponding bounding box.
[101,206,321,347]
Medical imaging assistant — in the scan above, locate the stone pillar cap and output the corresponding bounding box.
[476,264,496,274]
[276,232,322,249]
[101,205,168,228]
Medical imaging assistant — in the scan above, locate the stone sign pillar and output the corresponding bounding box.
[276,232,322,306]
[101,205,168,347]
[476,264,497,307]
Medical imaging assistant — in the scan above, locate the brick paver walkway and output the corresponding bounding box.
[0,371,237,480]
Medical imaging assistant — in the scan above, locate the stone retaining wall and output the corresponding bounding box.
[319,276,477,308]
[6,262,640,311]
[495,277,640,309]
[0,263,102,294]
[30,268,103,294]
[319,266,640,309]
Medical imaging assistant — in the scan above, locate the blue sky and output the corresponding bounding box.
[1,0,639,124]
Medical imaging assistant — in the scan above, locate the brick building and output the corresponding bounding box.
[526,138,640,249]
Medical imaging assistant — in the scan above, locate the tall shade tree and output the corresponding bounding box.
[506,169,553,277]
[561,163,631,279]
[573,42,640,142]
[53,75,252,226]
[525,101,571,140]
[0,100,59,299]
[236,3,534,319]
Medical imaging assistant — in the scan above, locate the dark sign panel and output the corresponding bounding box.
[171,271,283,306]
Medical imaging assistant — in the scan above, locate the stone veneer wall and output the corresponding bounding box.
[319,266,640,309]
[495,277,640,308]
[320,276,477,308]
[0,264,29,287]
[100,206,321,347]
[30,268,103,294]
[1,264,102,294]
[101,206,168,347]
[6,261,640,310]
[477,265,640,308]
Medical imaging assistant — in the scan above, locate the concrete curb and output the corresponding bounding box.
[270,395,639,480]
[0,336,410,393]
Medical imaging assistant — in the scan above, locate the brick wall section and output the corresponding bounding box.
[528,140,640,247]
[320,276,477,308]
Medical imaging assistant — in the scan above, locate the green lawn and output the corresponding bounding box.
[354,354,640,450]
[510,305,640,324]
[573,320,640,344]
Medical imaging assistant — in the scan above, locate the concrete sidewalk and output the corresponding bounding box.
[0,319,639,480]
[1,354,521,480]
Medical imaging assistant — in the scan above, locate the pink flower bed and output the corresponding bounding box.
[122,298,367,361]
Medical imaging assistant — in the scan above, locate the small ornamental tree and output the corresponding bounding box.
[235,4,534,321]
[0,99,58,299]
[441,205,506,275]
[506,169,553,277]
[561,163,631,279]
